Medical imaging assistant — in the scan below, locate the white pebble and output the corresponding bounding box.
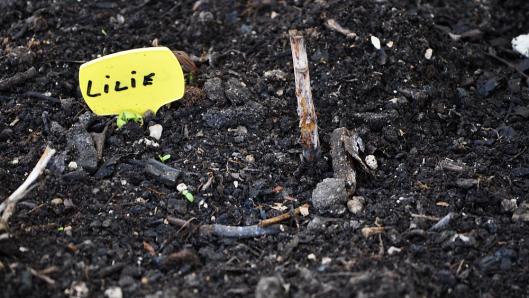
[307,253,317,261]
[371,36,381,50]
[104,287,123,298]
[387,246,402,255]
[365,155,378,170]
[347,196,365,214]
[51,198,63,205]
[512,34,529,58]
[68,161,78,170]
[424,48,433,60]
[148,124,163,140]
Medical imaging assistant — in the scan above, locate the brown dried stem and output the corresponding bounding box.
[259,203,309,227]
[289,30,321,162]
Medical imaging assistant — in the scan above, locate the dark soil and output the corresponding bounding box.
[1,0,529,297]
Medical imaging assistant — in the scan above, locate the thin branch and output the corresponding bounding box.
[167,216,281,239]
[0,146,56,226]
[259,204,309,227]
[289,29,321,162]
[485,52,529,80]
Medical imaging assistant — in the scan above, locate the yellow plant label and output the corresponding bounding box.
[79,47,185,116]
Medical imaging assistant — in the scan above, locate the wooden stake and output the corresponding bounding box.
[289,30,321,162]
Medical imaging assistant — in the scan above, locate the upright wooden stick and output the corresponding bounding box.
[289,30,320,162]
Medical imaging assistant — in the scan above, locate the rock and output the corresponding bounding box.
[148,124,163,140]
[311,178,347,214]
[430,212,455,231]
[371,36,381,50]
[51,198,63,206]
[203,77,226,106]
[424,48,433,60]
[347,196,365,214]
[512,33,529,58]
[104,287,123,298]
[365,155,377,170]
[255,276,286,298]
[264,69,287,81]
[68,281,89,298]
[456,178,478,189]
[67,118,98,172]
[49,151,66,174]
[478,248,516,273]
[50,121,65,135]
[102,219,111,228]
[0,128,13,141]
[387,246,401,255]
[144,159,181,187]
[501,199,517,212]
[476,74,498,97]
[512,202,529,222]
[225,78,252,106]
[68,161,78,170]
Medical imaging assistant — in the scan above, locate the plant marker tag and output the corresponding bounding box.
[79,47,185,116]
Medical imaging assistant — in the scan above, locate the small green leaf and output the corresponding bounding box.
[183,191,194,203]
[116,111,143,129]
[158,154,171,162]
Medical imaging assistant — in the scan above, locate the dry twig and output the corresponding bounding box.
[325,19,357,39]
[0,146,56,228]
[289,30,320,162]
[259,203,309,227]
[167,216,281,239]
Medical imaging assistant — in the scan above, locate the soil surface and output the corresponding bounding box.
[1,0,529,297]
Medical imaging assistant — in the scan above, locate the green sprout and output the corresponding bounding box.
[187,73,195,84]
[57,227,64,232]
[116,111,143,128]
[177,183,194,203]
[158,154,171,163]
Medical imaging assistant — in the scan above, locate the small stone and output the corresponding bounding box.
[0,128,13,141]
[424,48,433,60]
[104,287,123,298]
[145,159,181,187]
[456,178,478,189]
[245,155,255,163]
[102,219,111,228]
[51,198,63,206]
[311,178,347,214]
[255,276,286,298]
[321,257,332,265]
[347,196,365,214]
[148,124,163,140]
[67,127,98,172]
[203,77,226,105]
[225,78,252,106]
[69,281,89,298]
[501,199,517,212]
[307,253,317,261]
[512,202,529,222]
[264,69,287,81]
[387,246,402,255]
[512,34,529,58]
[68,161,78,170]
[371,36,381,50]
[365,155,377,170]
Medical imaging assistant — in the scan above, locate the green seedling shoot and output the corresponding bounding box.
[158,154,171,162]
[177,183,194,203]
[116,111,143,128]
